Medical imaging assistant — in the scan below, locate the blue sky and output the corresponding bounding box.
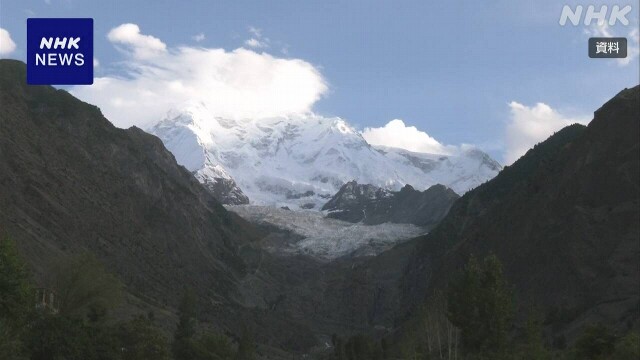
[0,0,638,163]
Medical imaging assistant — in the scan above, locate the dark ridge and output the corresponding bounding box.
[400,85,640,340]
[322,181,459,227]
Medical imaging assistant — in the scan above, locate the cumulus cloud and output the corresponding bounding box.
[0,28,17,56]
[71,23,328,129]
[361,119,453,155]
[585,22,639,66]
[504,102,589,164]
[192,33,205,42]
[107,23,167,59]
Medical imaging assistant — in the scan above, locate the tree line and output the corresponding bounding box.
[0,235,255,360]
[2,233,638,359]
[330,254,639,360]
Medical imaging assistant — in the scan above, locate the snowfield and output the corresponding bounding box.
[227,205,427,260]
[151,103,501,209]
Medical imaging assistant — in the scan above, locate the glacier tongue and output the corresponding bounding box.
[149,103,501,209]
[227,205,427,259]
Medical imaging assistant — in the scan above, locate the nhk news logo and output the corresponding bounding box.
[27,18,93,85]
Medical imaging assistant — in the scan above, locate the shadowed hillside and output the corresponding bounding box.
[402,85,640,341]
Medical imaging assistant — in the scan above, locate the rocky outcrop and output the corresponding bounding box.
[322,181,459,228]
[195,166,250,204]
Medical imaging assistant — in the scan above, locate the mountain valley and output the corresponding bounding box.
[1,58,638,359]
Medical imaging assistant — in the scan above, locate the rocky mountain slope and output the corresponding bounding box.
[0,60,429,355]
[401,85,640,340]
[149,103,501,208]
[0,60,436,355]
[322,181,459,227]
[0,60,317,351]
[0,59,260,301]
[3,58,636,356]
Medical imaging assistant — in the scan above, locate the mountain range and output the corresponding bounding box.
[150,103,501,208]
[1,59,637,358]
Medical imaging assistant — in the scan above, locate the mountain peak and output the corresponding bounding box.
[150,106,501,208]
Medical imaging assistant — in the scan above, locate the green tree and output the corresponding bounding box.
[235,328,255,360]
[332,334,347,360]
[612,332,640,360]
[49,252,122,319]
[194,331,236,360]
[28,314,86,360]
[0,235,32,360]
[27,313,120,360]
[172,289,238,360]
[447,255,482,352]
[28,312,172,360]
[117,315,171,360]
[518,308,549,360]
[173,288,198,360]
[380,338,389,359]
[0,236,32,323]
[573,323,616,360]
[344,335,383,360]
[447,254,514,359]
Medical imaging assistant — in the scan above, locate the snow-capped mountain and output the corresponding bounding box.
[150,102,501,209]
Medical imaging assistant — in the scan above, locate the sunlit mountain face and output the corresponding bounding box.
[150,103,501,208]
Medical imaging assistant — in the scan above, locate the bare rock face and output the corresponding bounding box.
[195,169,250,205]
[322,181,459,228]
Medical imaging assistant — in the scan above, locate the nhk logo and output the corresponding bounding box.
[558,5,632,26]
[27,18,93,85]
[36,37,85,66]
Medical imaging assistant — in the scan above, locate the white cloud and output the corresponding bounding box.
[0,28,16,56]
[585,22,639,66]
[623,27,640,66]
[107,23,166,59]
[192,33,205,42]
[361,119,453,155]
[244,26,269,49]
[504,102,589,165]
[71,23,328,129]
[248,26,262,38]
[93,58,100,67]
[244,38,268,49]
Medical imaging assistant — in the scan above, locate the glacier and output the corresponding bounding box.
[227,205,427,259]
